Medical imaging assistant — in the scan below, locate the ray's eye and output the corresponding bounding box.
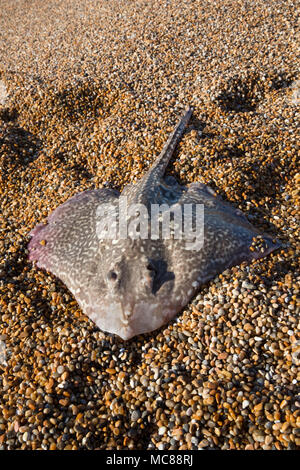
[107,270,118,281]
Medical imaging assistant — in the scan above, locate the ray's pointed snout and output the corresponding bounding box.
[118,327,136,341]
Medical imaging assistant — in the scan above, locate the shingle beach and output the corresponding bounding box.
[0,0,299,450]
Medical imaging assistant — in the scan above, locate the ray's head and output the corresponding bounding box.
[92,243,176,340]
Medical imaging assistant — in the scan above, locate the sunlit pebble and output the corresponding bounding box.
[0,0,299,452]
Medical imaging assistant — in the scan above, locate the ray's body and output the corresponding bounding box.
[28,107,279,339]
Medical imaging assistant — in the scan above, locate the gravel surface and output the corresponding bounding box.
[0,0,299,450]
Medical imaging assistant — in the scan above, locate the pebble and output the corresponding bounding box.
[131,410,141,422]
[0,0,298,452]
[158,427,167,436]
[252,430,265,443]
[242,281,255,290]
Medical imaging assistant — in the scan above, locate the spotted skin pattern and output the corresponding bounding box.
[28,107,279,340]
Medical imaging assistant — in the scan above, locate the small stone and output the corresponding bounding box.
[218,352,228,360]
[198,439,209,448]
[22,432,30,442]
[242,281,255,289]
[140,376,149,387]
[158,426,167,436]
[131,410,141,422]
[59,398,69,406]
[244,323,253,332]
[252,429,265,443]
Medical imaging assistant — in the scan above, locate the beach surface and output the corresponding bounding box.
[0,0,299,450]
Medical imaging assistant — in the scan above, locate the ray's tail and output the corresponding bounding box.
[147,106,193,180]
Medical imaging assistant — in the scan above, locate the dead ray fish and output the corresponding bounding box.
[28,106,280,340]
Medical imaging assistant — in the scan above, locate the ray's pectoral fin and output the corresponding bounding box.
[186,182,256,228]
[167,185,280,305]
[28,188,120,280]
[183,181,281,256]
[247,233,281,260]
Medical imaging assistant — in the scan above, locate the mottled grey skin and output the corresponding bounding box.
[28,107,279,340]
